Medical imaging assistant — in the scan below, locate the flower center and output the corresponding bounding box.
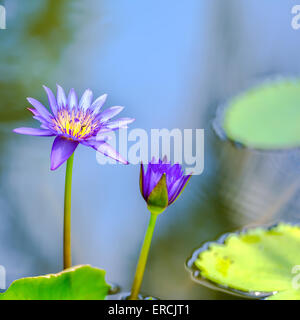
[52,108,100,140]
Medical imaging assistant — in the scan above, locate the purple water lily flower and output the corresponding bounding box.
[14,85,135,170]
[140,157,191,214]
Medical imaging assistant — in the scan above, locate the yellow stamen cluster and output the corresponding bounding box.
[52,108,100,140]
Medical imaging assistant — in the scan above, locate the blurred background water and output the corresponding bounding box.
[1,0,300,299]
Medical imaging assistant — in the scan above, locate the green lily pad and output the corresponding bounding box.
[0,265,110,300]
[186,223,300,300]
[266,289,300,300]
[222,80,300,149]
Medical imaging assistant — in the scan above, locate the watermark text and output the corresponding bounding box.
[0,265,5,289]
[292,265,300,289]
[95,128,204,175]
[0,5,6,30]
[291,5,300,30]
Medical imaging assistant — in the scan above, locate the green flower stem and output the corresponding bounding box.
[129,212,158,300]
[63,152,74,269]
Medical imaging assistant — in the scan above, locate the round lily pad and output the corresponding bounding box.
[0,265,110,300]
[221,80,300,150]
[186,223,300,300]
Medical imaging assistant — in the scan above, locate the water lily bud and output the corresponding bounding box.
[140,157,191,214]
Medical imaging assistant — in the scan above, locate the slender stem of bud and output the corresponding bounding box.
[129,212,158,300]
[63,152,74,269]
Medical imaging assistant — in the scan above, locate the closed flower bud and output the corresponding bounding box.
[140,157,191,214]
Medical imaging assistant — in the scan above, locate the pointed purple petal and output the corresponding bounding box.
[98,106,124,122]
[97,142,128,165]
[27,107,39,116]
[82,135,110,145]
[27,98,52,120]
[96,127,116,134]
[91,94,108,114]
[140,163,147,200]
[57,84,67,109]
[169,175,191,204]
[13,127,55,136]
[143,163,153,198]
[106,118,135,130]
[43,85,58,115]
[50,136,79,170]
[79,89,93,111]
[27,106,51,128]
[84,140,128,164]
[40,123,50,130]
[67,88,78,109]
[33,115,49,125]
[167,177,182,201]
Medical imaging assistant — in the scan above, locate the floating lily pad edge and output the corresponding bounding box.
[213,77,300,152]
[185,222,300,299]
[0,264,111,300]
